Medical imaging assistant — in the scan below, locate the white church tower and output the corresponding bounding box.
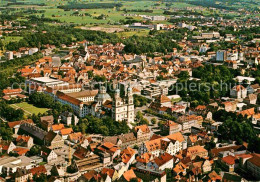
[112,85,135,127]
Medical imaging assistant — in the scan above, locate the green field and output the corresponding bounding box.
[1,36,23,44]
[10,102,49,116]
[0,0,196,26]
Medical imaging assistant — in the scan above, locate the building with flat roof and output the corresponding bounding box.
[28,77,69,94]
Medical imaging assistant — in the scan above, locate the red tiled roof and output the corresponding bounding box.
[239,108,255,117]
[135,125,150,133]
[3,88,22,95]
[60,128,73,135]
[123,169,137,182]
[222,155,236,165]
[247,153,260,167]
[153,152,173,166]
[8,119,34,128]
[13,147,29,155]
[30,165,47,176]
[16,135,31,143]
[52,124,65,131]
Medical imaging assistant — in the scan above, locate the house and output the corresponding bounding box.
[2,88,26,101]
[68,132,84,144]
[136,153,153,165]
[139,132,186,157]
[30,165,47,177]
[100,168,115,182]
[41,147,58,163]
[221,155,237,172]
[51,124,65,133]
[156,95,172,107]
[134,125,150,143]
[121,169,139,182]
[162,120,181,135]
[12,147,30,156]
[60,128,73,139]
[16,135,34,149]
[185,145,208,160]
[147,152,174,171]
[0,141,16,154]
[222,101,237,112]
[121,147,136,167]
[173,162,187,176]
[60,111,79,126]
[40,115,54,131]
[238,107,255,118]
[103,133,137,149]
[202,159,212,173]
[246,153,260,180]
[12,168,33,182]
[8,119,34,135]
[244,93,257,105]
[18,123,47,145]
[252,113,260,125]
[208,170,221,181]
[72,153,103,173]
[44,130,64,149]
[77,170,99,181]
[230,85,247,99]
[187,134,198,147]
[0,156,35,175]
[247,83,260,94]
[97,142,121,166]
[210,145,246,159]
[176,115,203,132]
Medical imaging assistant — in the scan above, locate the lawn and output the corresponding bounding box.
[10,102,49,116]
[116,29,150,37]
[1,36,23,44]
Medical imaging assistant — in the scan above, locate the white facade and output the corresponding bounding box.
[112,87,135,125]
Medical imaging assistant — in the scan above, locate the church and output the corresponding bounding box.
[90,85,135,126]
[112,86,135,126]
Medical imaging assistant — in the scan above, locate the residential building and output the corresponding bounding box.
[41,147,58,163]
[186,145,208,160]
[138,132,186,157]
[16,135,34,149]
[176,115,203,132]
[147,152,174,171]
[44,130,64,149]
[40,115,54,131]
[246,153,260,180]
[12,168,33,182]
[230,85,247,99]
[162,120,181,135]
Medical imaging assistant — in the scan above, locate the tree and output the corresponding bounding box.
[28,145,41,156]
[151,118,157,125]
[0,121,13,141]
[33,173,47,182]
[178,71,190,81]
[87,71,94,79]
[136,111,143,121]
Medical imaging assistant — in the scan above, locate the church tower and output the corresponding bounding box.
[84,43,90,61]
[126,85,135,124]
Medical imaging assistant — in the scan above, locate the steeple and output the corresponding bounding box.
[127,84,133,105]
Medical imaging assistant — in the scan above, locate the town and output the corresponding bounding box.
[0,0,260,182]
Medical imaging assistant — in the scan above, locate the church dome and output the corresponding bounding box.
[95,87,112,103]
